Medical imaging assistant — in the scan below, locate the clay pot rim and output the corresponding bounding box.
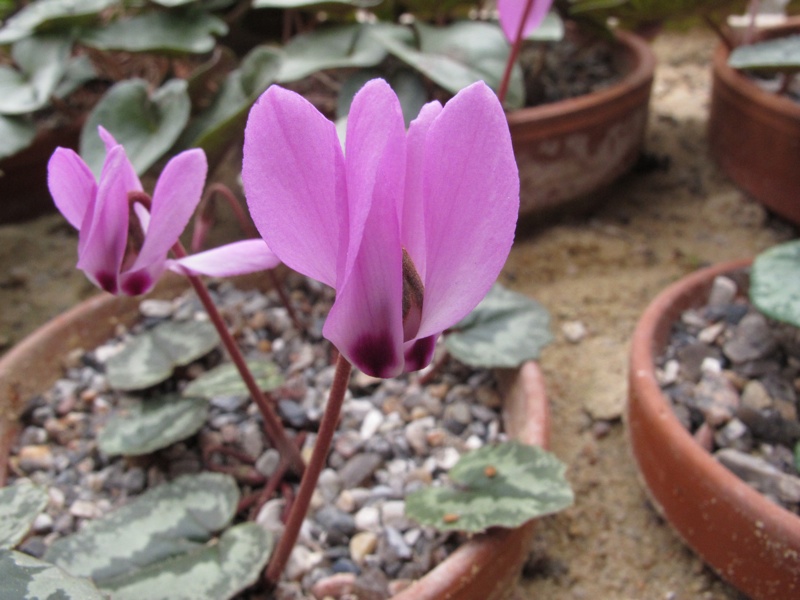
[0,278,551,600]
[505,28,656,125]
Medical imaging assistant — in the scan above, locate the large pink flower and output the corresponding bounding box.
[243,79,519,378]
[48,127,278,295]
[498,0,554,42]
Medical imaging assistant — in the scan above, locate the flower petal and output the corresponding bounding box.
[168,239,281,277]
[498,0,554,42]
[243,85,344,288]
[416,81,519,338]
[403,334,438,373]
[47,148,97,229]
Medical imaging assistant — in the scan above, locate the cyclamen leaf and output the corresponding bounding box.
[0,550,105,600]
[97,394,209,457]
[751,239,800,328]
[100,523,274,600]
[729,35,800,73]
[0,34,71,115]
[445,284,552,368]
[0,0,116,45]
[183,360,283,399]
[0,480,48,549]
[405,440,574,533]
[0,114,36,159]
[106,319,220,391]
[44,473,240,583]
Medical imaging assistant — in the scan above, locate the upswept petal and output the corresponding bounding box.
[498,0,553,42]
[243,85,344,288]
[129,149,207,271]
[401,101,442,283]
[47,148,96,229]
[168,239,281,277]
[416,81,519,338]
[97,126,118,154]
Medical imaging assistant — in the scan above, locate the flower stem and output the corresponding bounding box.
[171,240,306,477]
[497,0,538,105]
[265,353,353,586]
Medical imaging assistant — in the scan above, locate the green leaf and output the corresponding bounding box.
[0,550,105,600]
[0,0,117,45]
[445,284,552,369]
[369,21,525,110]
[0,114,36,159]
[183,360,283,399]
[100,523,273,600]
[751,239,800,328]
[53,54,97,99]
[44,473,240,582]
[405,440,574,533]
[337,68,427,127]
[276,24,388,83]
[0,480,48,549]
[98,393,209,457]
[254,0,368,6]
[80,78,191,176]
[79,10,229,54]
[729,35,800,73]
[106,319,220,391]
[0,34,71,115]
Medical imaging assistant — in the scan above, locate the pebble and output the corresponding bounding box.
[707,275,737,307]
[255,448,281,477]
[349,531,379,564]
[17,445,54,472]
[311,572,357,599]
[562,320,588,343]
[716,448,800,503]
[354,506,381,532]
[284,546,325,581]
[338,453,382,489]
[723,312,778,363]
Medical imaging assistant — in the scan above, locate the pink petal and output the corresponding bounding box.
[48,148,97,229]
[168,239,281,277]
[403,334,438,373]
[416,81,519,339]
[243,85,344,288]
[323,80,408,378]
[498,0,554,42]
[97,126,119,154]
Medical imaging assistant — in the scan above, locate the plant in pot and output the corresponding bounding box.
[628,242,800,599]
[0,76,573,599]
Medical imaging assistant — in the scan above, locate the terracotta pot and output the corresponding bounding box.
[708,21,800,226]
[627,259,800,600]
[0,275,551,600]
[508,29,656,223]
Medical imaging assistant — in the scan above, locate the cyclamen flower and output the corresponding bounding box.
[48,127,279,296]
[243,79,519,378]
[498,0,554,42]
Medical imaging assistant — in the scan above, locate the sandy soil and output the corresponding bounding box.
[0,27,795,600]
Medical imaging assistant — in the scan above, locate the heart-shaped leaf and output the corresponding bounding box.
[100,523,273,600]
[0,34,71,115]
[183,360,283,399]
[369,20,525,109]
[405,440,574,533]
[0,114,36,159]
[44,473,240,582]
[79,10,228,54]
[751,239,800,328]
[0,550,105,599]
[445,284,552,368]
[276,24,388,83]
[729,34,800,73]
[0,480,48,549]
[80,78,191,176]
[106,319,220,391]
[98,393,209,457]
[0,0,117,45]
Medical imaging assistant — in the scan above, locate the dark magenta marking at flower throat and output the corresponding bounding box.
[405,335,436,372]
[121,272,152,296]
[352,332,398,378]
[95,271,118,294]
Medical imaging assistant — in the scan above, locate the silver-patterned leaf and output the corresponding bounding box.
[445,284,553,368]
[751,239,800,328]
[183,360,283,399]
[0,480,48,549]
[106,319,220,391]
[101,523,274,600]
[44,473,239,583]
[405,440,574,533]
[729,35,800,73]
[98,394,208,457]
[0,550,105,600]
[0,0,117,44]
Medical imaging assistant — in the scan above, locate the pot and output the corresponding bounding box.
[627,259,800,600]
[0,275,551,600]
[508,29,656,224]
[708,21,800,227]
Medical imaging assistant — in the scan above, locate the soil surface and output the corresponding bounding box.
[1,27,796,600]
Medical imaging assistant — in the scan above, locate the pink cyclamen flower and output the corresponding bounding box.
[498,0,554,42]
[243,79,519,378]
[48,127,279,295]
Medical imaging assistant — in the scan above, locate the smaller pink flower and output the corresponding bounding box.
[48,127,278,295]
[498,0,554,42]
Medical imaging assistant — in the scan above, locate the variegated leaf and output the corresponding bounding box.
[0,550,104,599]
[0,480,48,549]
[182,360,283,399]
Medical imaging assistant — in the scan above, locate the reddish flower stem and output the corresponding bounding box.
[171,240,306,477]
[265,353,352,586]
[497,0,538,105]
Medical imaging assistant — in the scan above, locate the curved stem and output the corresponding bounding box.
[498,0,538,105]
[265,353,353,585]
[171,240,306,477]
